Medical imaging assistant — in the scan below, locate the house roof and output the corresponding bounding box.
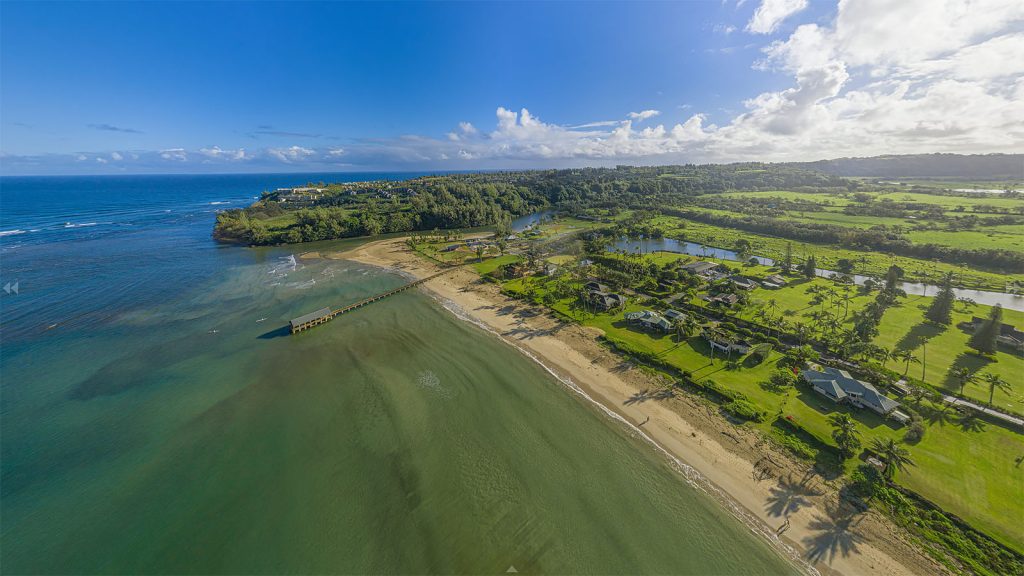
[681,261,718,273]
[664,309,686,320]
[970,317,1024,340]
[802,366,900,413]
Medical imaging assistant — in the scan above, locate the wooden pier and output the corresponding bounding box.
[289,267,460,335]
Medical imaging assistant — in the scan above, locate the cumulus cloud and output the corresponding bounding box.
[160,148,187,161]
[4,0,1021,175]
[627,110,660,121]
[200,146,247,160]
[110,152,123,161]
[267,145,316,163]
[746,0,808,34]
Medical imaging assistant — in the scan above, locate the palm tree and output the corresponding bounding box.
[951,367,977,395]
[893,349,919,377]
[828,413,861,459]
[982,373,1012,406]
[674,315,699,343]
[870,438,914,478]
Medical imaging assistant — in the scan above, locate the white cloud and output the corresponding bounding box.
[746,0,808,34]
[627,109,661,121]
[110,151,123,161]
[6,0,1021,175]
[159,148,187,161]
[267,145,315,163]
[200,146,247,160]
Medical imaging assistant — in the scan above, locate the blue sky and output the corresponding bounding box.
[2,1,1021,174]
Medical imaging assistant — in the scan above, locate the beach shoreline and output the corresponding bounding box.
[321,237,946,576]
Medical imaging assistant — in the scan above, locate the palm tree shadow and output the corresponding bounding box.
[894,321,945,352]
[941,352,993,390]
[921,401,955,427]
[765,474,822,518]
[803,508,866,565]
[956,410,987,433]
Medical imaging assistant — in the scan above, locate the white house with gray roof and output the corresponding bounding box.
[802,366,908,423]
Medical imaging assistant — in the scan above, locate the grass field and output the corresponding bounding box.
[715,189,1024,211]
[500,272,1024,551]
[644,214,1024,290]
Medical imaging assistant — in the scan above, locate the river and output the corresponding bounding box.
[611,237,1024,311]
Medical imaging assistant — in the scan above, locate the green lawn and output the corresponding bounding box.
[501,271,1024,552]
[644,214,1024,290]
[874,298,1024,413]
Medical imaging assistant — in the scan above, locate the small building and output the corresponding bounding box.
[801,366,904,420]
[706,293,739,307]
[589,291,626,311]
[584,281,609,293]
[579,258,594,268]
[663,309,687,322]
[290,307,334,334]
[731,276,758,290]
[702,329,750,355]
[543,263,560,276]
[625,310,673,332]
[681,261,720,277]
[441,244,461,252]
[765,274,787,286]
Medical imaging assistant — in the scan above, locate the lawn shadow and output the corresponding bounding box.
[920,401,955,428]
[955,409,987,433]
[941,352,993,391]
[894,321,946,352]
[796,390,899,431]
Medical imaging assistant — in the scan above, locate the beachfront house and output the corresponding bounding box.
[802,365,910,424]
[625,310,673,332]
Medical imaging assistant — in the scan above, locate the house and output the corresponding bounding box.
[801,366,908,423]
[625,310,673,332]
[765,274,787,286]
[966,317,1024,350]
[681,261,720,277]
[543,263,560,276]
[731,276,758,290]
[663,309,687,322]
[584,281,609,293]
[579,258,594,268]
[702,329,750,354]
[706,293,739,307]
[441,244,461,252]
[588,291,626,311]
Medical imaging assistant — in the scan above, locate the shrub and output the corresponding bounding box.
[723,398,765,422]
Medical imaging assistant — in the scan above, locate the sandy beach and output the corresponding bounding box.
[321,237,946,576]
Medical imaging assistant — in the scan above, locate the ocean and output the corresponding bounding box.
[0,174,797,574]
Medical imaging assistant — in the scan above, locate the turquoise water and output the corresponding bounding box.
[1,175,796,574]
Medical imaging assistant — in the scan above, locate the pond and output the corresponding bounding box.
[610,237,1024,311]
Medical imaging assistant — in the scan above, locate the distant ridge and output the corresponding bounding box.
[788,153,1023,180]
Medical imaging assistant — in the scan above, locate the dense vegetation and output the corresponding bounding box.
[213,164,847,244]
